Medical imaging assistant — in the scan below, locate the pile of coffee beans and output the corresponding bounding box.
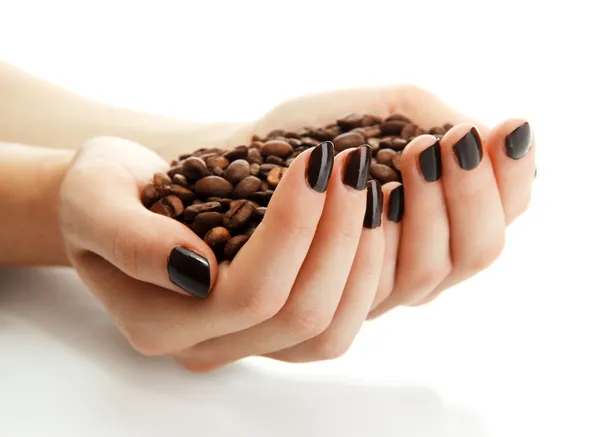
[142,113,452,262]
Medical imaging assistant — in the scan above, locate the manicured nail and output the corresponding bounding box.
[306,141,334,192]
[453,127,482,170]
[505,122,532,160]
[387,184,404,222]
[419,140,442,182]
[343,145,372,190]
[167,247,211,298]
[364,180,383,229]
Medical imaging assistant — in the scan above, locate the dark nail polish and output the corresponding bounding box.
[453,127,482,170]
[419,140,442,182]
[387,184,404,222]
[505,122,532,160]
[364,180,383,229]
[343,145,372,190]
[306,141,334,193]
[167,247,211,298]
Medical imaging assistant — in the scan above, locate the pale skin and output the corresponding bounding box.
[0,63,535,371]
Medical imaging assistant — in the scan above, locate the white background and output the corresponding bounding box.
[1,1,599,436]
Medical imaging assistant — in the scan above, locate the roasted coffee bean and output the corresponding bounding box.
[332,132,366,151]
[310,128,333,141]
[178,154,192,161]
[266,129,286,140]
[249,162,261,176]
[182,157,210,179]
[195,176,234,198]
[233,175,262,199]
[363,125,382,138]
[224,159,250,185]
[291,148,305,158]
[259,163,277,176]
[287,138,303,147]
[284,130,302,139]
[380,120,406,136]
[223,200,256,231]
[285,157,295,166]
[153,172,172,186]
[172,174,189,188]
[249,141,263,150]
[261,140,293,158]
[266,155,285,165]
[367,138,381,151]
[164,195,184,217]
[401,124,419,140]
[379,137,394,149]
[161,185,196,204]
[204,226,231,250]
[206,155,229,170]
[244,222,259,236]
[267,166,286,187]
[141,184,159,207]
[251,134,261,142]
[429,126,446,136]
[212,167,225,177]
[150,199,172,217]
[443,123,454,131]
[167,165,184,179]
[206,197,231,210]
[363,114,382,126]
[223,145,248,161]
[170,159,179,166]
[254,207,267,221]
[248,190,273,206]
[382,138,407,152]
[337,113,364,130]
[370,163,401,183]
[193,211,223,237]
[301,137,320,147]
[223,234,250,260]
[183,201,222,221]
[391,152,403,173]
[386,114,413,123]
[376,149,395,166]
[247,148,263,164]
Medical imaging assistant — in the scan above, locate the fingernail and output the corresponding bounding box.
[419,140,442,182]
[453,127,482,170]
[343,145,372,190]
[306,141,334,193]
[387,184,404,222]
[364,180,383,229]
[167,247,211,298]
[505,122,532,160]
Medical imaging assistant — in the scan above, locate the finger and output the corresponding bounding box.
[266,180,385,363]
[370,181,402,310]
[415,124,505,305]
[173,146,372,372]
[486,119,535,224]
[370,135,452,316]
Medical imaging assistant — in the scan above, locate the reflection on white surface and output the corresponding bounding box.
[0,269,484,437]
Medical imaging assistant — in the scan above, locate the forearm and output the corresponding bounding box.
[0,143,73,266]
[0,63,244,160]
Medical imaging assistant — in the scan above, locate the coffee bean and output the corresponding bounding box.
[224,159,250,185]
[150,199,172,217]
[164,195,184,217]
[206,197,232,210]
[153,172,172,186]
[260,180,270,191]
[261,140,293,158]
[223,145,248,161]
[429,126,446,136]
[178,154,192,161]
[332,132,366,151]
[367,138,381,151]
[266,155,285,165]
[161,185,196,204]
[414,127,427,137]
[363,125,382,138]
[291,148,306,158]
[266,129,286,140]
[244,222,259,236]
[401,124,419,140]
[287,138,303,147]
[223,234,250,260]
[285,157,295,166]
[249,163,261,176]
[267,166,286,188]
[249,141,263,150]
[206,155,229,170]
[193,211,223,237]
[167,165,184,179]
[141,184,159,207]
[337,113,364,130]
[182,157,210,180]
[386,114,413,123]
[248,190,272,206]
[212,167,225,177]
[443,123,454,131]
[380,120,406,136]
[254,207,267,221]
[391,152,403,173]
[233,175,262,199]
[362,114,383,126]
[204,226,231,250]
[259,163,277,176]
[301,137,320,147]
[195,176,234,198]
[376,149,395,166]
[370,163,400,183]
[172,174,189,188]
[247,148,263,164]
[251,134,261,142]
[223,200,256,231]
[183,201,222,221]
[388,138,408,151]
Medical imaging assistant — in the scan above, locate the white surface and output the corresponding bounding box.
[1,1,600,436]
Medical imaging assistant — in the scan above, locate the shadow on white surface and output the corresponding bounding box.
[0,268,486,437]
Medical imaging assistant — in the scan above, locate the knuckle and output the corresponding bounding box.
[311,337,352,361]
[278,308,331,339]
[233,288,284,323]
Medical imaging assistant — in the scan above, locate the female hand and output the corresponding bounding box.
[60,135,384,371]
